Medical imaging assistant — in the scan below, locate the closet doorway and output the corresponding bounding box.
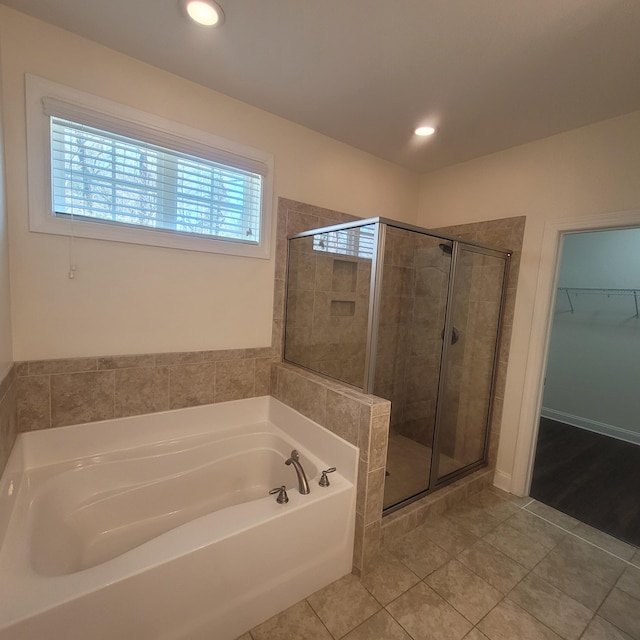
[529,227,640,546]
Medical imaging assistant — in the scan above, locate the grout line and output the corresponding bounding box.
[522,504,638,567]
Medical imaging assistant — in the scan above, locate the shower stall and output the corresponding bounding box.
[284,218,511,513]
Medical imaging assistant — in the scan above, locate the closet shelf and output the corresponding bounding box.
[558,287,640,317]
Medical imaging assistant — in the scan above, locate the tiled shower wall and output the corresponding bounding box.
[373,227,451,447]
[434,216,525,468]
[284,236,371,387]
[273,199,394,572]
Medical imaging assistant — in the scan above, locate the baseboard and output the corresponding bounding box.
[541,407,640,446]
[492,469,512,493]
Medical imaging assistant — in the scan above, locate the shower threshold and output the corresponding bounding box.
[383,432,461,511]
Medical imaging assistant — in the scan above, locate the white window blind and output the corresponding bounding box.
[26,75,273,258]
[313,224,375,260]
[49,114,262,244]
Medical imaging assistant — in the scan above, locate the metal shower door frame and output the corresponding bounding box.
[428,241,512,491]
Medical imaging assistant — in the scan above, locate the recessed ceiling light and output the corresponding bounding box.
[180,0,225,26]
[414,126,436,137]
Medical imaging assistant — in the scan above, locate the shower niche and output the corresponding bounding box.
[284,218,510,512]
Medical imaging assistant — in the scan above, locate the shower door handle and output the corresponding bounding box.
[441,326,460,345]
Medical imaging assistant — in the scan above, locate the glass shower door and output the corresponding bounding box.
[433,245,508,483]
[376,227,452,509]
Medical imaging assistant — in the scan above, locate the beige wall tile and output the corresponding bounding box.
[245,347,274,359]
[365,467,386,525]
[254,357,273,396]
[358,404,372,461]
[362,520,382,574]
[215,359,255,403]
[0,382,18,474]
[156,351,205,366]
[15,362,28,377]
[325,390,360,445]
[369,414,390,471]
[29,357,97,375]
[16,375,50,431]
[98,354,156,369]
[169,363,215,409]
[203,348,246,362]
[115,367,169,418]
[51,371,114,427]
[274,364,327,425]
[353,510,365,574]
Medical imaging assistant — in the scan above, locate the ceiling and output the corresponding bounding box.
[3,0,640,173]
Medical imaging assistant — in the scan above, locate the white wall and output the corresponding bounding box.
[542,229,640,442]
[0,37,13,379]
[418,109,640,493]
[0,7,419,360]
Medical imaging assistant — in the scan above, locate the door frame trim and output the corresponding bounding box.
[511,209,640,496]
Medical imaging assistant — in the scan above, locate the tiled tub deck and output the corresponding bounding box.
[237,488,640,640]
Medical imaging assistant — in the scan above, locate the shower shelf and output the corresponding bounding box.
[558,287,640,317]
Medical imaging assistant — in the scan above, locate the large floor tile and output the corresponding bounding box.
[505,510,567,550]
[524,501,580,531]
[486,486,532,508]
[555,536,626,585]
[617,565,640,600]
[599,588,640,639]
[387,527,452,578]
[572,522,637,560]
[250,600,333,640]
[360,551,420,606]
[477,599,562,640]
[342,609,412,640]
[386,581,472,640]
[532,549,611,611]
[444,499,506,538]
[425,559,502,624]
[457,540,528,594]
[307,573,380,639]
[507,573,592,640]
[463,629,491,639]
[483,521,549,569]
[580,615,633,640]
[420,514,480,555]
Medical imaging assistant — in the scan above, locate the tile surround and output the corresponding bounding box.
[15,347,276,431]
[0,364,17,475]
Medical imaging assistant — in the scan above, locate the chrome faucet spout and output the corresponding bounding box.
[285,450,310,495]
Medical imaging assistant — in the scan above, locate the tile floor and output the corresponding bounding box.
[237,487,640,640]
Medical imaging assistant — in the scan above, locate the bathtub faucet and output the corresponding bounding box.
[285,450,311,495]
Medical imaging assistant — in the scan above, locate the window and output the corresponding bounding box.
[26,75,273,258]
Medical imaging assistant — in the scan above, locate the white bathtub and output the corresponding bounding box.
[0,396,358,640]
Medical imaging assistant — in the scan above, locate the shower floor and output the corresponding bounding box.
[383,432,460,509]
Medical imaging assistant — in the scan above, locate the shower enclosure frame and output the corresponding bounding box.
[284,217,512,510]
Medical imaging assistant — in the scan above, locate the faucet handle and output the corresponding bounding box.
[269,485,289,504]
[319,467,337,487]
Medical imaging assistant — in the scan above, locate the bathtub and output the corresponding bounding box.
[0,396,358,640]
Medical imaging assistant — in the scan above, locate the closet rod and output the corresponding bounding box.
[558,287,640,317]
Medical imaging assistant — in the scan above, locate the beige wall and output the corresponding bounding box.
[0,7,419,361]
[0,37,12,378]
[417,110,640,492]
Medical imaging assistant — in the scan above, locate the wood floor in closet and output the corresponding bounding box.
[530,417,640,547]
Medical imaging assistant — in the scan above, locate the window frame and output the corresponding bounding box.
[25,75,274,258]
